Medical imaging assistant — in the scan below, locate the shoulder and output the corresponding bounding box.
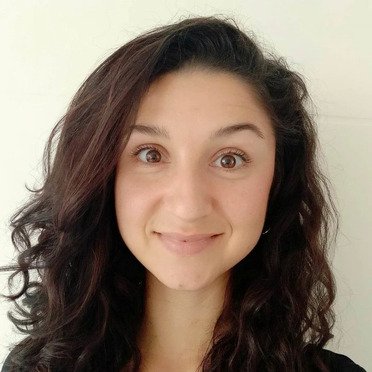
[1,350,14,372]
[318,348,366,372]
[1,347,367,371]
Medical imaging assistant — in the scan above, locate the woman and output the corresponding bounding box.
[0,15,366,371]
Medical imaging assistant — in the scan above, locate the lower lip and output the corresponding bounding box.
[155,233,222,256]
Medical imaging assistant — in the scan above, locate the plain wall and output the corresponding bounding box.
[1,1,371,369]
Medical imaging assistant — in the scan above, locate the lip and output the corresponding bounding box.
[154,232,222,256]
[156,232,220,242]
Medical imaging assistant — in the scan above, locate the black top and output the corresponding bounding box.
[318,349,366,371]
[1,348,367,371]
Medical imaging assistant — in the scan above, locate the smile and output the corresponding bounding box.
[154,232,222,256]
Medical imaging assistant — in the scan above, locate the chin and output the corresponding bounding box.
[150,270,226,292]
[165,281,210,291]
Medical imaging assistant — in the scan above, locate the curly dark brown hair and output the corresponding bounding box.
[1,15,340,371]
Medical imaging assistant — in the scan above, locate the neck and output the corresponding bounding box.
[137,271,230,369]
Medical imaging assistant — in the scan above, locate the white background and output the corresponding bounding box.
[0,1,371,370]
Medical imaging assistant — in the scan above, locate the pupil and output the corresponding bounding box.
[146,150,160,162]
[221,155,235,168]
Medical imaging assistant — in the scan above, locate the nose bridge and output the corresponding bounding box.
[165,159,213,220]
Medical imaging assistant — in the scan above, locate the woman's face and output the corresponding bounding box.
[114,68,276,291]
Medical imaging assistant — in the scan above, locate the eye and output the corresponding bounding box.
[213,148,251,172]
[130,145,162,163]
[129,145,251,172]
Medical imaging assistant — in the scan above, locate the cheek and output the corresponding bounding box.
[224,173,272,225]
[222,177,272,264]
[114,174,152,240]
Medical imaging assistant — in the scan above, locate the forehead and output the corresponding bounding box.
[142,69,265,111]
[133,69,274,140]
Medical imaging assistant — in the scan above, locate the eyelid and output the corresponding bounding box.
[129,144,160,159]
[129,144,251,171]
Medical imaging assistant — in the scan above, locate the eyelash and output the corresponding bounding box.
[129,144,251,172]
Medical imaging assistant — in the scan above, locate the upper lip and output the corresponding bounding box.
[156,232,221,242]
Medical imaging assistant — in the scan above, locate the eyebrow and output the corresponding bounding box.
[132,122,265,140]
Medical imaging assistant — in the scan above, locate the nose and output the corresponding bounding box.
[163,164,214,222]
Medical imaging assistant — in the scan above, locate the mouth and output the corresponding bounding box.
[154,232,222,256]
[154,232,222,242]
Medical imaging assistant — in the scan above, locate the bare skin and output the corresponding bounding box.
[115,67,276,371]
[135,271,229,371]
